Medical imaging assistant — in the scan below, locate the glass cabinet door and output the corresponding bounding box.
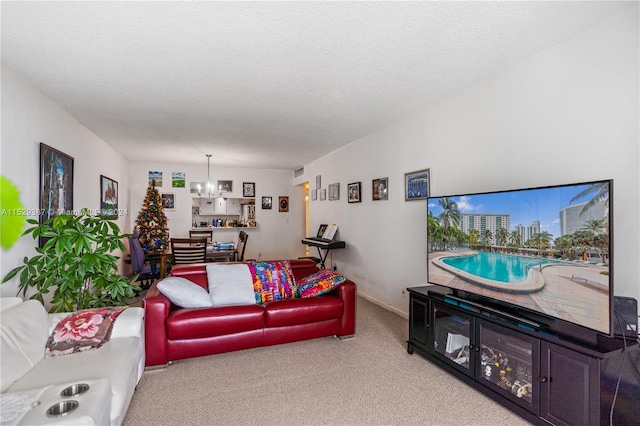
[476,320,539,414]
[409,297,429,349]
[431,302,474,376]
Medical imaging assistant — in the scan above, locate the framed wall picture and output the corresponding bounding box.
[262,196,272,210]
[372,177,388,201]
[348,182,361,203]
[161,193,176,210]
[278,196,289,212]
[100,175,119,218]
[405,168,430,201]
[172,172,185,188]
[40,142,74,225]
[243,182,256,197]
[319,188,327,201]
[316,175,321,190]
[190,182,205,194]
[311,189,317,201]
[217,180,232,193]
[148,170,162,188]
[328,183,340,201]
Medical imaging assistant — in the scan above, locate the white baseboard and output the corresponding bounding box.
[358,292,409,320]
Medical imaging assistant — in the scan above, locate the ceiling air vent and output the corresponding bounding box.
[293,167,304,178]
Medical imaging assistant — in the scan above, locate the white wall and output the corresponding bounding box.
[298,9,639,317]
[0,64,131,298]
[129,162,306,261]
[2,8,637,319]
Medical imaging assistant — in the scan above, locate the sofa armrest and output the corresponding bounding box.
[333,280,356,336]
[142,283,172,366]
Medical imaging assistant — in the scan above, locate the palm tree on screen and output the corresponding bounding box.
[570,182,609,216]
[482,229,493,248]
[582,218,607,236]
[529,231,553,256]
[427,213,440,251]
[438,197,461,249]
[509,231,521,248]
[554,235,573,259]
[469,229,480,247]
[496,227,509,249]
[581,218,608,263]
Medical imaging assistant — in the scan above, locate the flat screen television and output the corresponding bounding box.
[427,179,613,337]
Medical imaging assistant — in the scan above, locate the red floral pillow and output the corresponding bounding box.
[296,270,346,298]
[45,307,127,357]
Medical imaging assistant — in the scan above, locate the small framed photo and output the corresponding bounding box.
[262,196,272,210]
[316,175,321,189]
[319,188,327,201]
[405,168,430,201]
[372,177,388,201]
[243,182,256,197]
[348,182,361,203]
[190,182,205,194]
[328,183,340,201]
[279,196,289,212]
[100,175,119,218]
[161,193,176,210]
[148,170,162,188]
[311,189,317,201]
[217,180,232,193]
[172,172,186,188]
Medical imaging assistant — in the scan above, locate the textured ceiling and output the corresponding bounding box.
[1,1,635,169]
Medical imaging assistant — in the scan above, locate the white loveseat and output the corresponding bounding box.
[0,297,145,425]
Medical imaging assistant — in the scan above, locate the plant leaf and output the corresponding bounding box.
[0,176,26,249]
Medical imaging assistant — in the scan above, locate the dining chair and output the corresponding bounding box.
[236,231,249,262]
[189,229,213,243]
[129,228,159,289]
[170,238,208,264]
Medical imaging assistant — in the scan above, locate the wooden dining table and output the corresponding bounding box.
[146,243,237,278]
[205,243,238,263]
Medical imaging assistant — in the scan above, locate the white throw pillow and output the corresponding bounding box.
[156,277,214,308]
[206,264,256,307]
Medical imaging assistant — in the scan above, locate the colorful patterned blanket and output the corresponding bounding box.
[248,261,296,304]
[45,306,128,357]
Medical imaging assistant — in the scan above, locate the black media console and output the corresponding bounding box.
[407,285,640,426]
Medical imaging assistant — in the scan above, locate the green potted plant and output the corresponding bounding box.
[2,208,138,312]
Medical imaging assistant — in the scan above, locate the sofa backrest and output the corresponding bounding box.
[169,260,320,290]
[0,299,50,392]
[287,259,320,281]
[0,297,23,312]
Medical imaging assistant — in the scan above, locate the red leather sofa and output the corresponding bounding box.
[143,259,357,366]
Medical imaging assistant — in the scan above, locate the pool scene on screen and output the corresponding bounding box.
[427,180,611,335]
[441,251,566,282]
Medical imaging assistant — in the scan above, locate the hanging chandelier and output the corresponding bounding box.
[198,154,216,203]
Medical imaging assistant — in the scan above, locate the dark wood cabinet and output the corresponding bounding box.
[407,285,640,426]
[408,296,429,349]
[540,342,599,426]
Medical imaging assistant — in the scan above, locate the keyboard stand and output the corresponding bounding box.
[300,239,346,269]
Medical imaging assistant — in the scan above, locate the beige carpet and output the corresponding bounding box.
[124,297,531,426]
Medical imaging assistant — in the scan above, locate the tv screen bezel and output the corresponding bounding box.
[426,179,613,338]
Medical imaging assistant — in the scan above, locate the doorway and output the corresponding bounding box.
[304,182,310,257]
